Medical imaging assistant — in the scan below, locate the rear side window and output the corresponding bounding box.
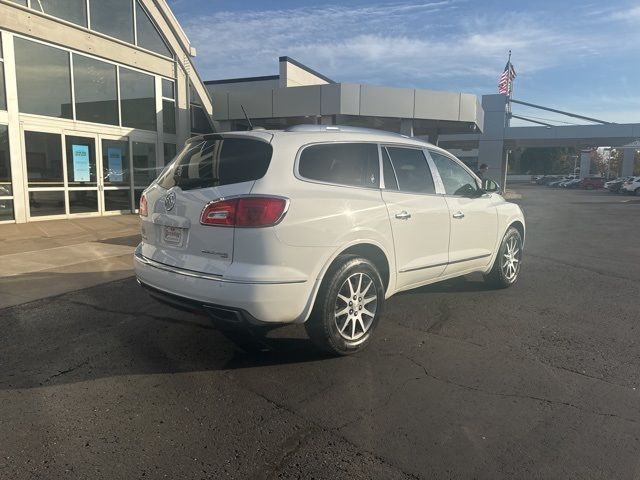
[157,137,272,190]
[298,143,379,188]
[385,147,435,194]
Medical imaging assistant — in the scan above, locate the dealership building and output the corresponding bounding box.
[0,0,214,224]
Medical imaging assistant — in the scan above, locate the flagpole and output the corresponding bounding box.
[506,50,512,124]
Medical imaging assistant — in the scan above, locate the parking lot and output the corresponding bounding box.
[1,185,639,479]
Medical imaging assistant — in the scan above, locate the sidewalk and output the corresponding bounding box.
[0,215,140,309]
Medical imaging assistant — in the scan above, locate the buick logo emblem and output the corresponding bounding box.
[164,191,176,211]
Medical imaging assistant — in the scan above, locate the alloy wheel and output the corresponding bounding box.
[334,272,378,341]
[501,235,522,282]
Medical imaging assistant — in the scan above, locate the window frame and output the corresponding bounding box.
[11,32,176,133]
[161,78,176,135]
[425,148,482,197]
[14,0,173,60]
[294,141,383,191]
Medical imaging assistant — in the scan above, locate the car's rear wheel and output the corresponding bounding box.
[484,227,523,289]
[305,255,384,355]
[635,188,640,196]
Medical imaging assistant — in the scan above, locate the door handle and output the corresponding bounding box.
[395,211,411,220]
[453,211,465,219]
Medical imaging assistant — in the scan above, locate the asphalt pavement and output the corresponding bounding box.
[1,185,639,479]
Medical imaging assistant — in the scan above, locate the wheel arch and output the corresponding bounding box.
[509,220,525,247]
[298,241,394,324]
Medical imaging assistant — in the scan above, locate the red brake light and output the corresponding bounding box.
[201,197,287,227]
[139,193,148,217]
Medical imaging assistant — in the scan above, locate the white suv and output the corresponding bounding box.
[134,125,525,354]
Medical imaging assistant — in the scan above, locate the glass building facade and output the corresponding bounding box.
[0,0,214,223]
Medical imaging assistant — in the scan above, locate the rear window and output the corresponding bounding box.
[157,137,272,190]
[298,143,380,188]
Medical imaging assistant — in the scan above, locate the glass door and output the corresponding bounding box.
[100,135,132,213]
[24,128,67,219]
[65,133,100,215]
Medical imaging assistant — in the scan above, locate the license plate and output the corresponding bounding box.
[162,226,184,246]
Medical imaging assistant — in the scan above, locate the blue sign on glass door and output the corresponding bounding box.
[72,144,90,182]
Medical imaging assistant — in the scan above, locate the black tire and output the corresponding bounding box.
[484,227,523,289]
[635,188,640,197]
[305,255,385,355]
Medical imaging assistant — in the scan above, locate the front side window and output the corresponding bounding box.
[157,137,273,191]
[73,54,118,125]
[298,143,379,188]
[382,148,398,190]
[385,147,435,194]
[89,0,134,43]
[120,67,156,131]
[32,0,87,26]
[430,151,480,196]
[14,38,72,119]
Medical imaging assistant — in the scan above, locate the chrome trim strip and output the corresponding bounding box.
[399,254,491,273]
[134,251,306,285]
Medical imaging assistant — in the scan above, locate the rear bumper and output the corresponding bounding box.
[133,245,312,324]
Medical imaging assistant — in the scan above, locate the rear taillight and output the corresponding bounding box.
[201,196,288,227]
[139,193,148,217]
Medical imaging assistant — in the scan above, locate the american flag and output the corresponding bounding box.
[498,61,516,95]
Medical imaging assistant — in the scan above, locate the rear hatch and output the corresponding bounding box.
[139,133,273,276]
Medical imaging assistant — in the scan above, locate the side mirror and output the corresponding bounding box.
[482,178,502,194]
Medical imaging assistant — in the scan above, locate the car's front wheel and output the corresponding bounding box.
[305,255,384,355]
[484,227,523,289]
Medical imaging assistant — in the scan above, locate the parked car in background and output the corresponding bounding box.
[620,176,640,195]
[134,125,525,355]
[579,177,605,189]
[605,176,634,193]
[561,178,582,188]
[548,175,577,187]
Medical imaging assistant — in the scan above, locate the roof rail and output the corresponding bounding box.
[284,124,409,137]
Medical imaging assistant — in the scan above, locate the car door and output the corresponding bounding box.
[380,146,450,290]
[427,150,499,276]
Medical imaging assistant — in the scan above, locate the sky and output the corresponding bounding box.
[167,0,640,126]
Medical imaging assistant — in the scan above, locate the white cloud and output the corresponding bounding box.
[175,1,640,122]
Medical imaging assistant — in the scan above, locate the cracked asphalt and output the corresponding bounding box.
[1,185,640,479]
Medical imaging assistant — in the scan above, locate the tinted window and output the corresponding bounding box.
[14,38,72,119]
[135,1,172,57]
[0,199,13,221]
[0,64,5,111]
[162,100,176,134]
[73,54,119,125]
[157,138,273,190]
[382,148,398,190]
[33,0,87,26]
[120,67,156,131]
[386,147,435,194]
[163,143,177,164]
[430,151,480,196]
[25,131,64,187]
[299,143,379,188]
[0,125,11,196]
[162,79,174,99]
[89,0,134,43]
[191,105,213,134]
[132,141,157,187]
